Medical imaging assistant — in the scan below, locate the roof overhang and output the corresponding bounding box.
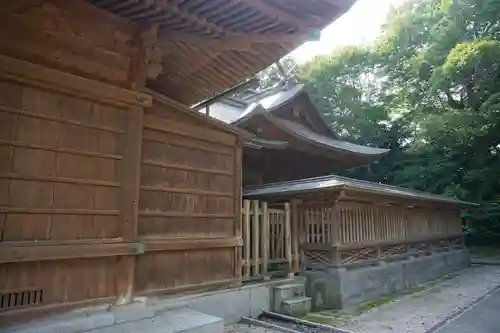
[244,175,476,207]
[87,0,358,104]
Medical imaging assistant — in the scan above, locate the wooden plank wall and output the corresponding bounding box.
[0,0,243,318]
[0,0,134,88]
[135,96,241,295]
[0,74,129,311]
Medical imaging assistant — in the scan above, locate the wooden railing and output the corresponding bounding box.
[300,201,465,268]
[241,199,297,281]
[302,234,465,268]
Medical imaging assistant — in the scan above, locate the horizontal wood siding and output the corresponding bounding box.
[0,0,243,321]
[135,100,239,294]
[0,56,241,318]
[0,0,134,88]
[0,79,126,308]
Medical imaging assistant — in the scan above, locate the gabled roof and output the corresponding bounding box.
[244,174,474,206]
[200,82,389,158]
[87,0,358,104]
[204,83,336,136]
[268,117,389,156]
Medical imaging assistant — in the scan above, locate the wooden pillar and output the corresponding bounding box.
[291,199,300,273]
[234,141,243,284]
[116,23,157,305]
[261,202,269,279]
[252,200,260,277]
[284,202,293,276]
[116,106,143,305]
[243,200,251,279]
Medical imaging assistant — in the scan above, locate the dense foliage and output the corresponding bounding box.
[292,0,500,241]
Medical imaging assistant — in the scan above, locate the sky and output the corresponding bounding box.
[290,0,406,63]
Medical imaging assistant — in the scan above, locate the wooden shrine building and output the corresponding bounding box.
[201,82,389,185]
[0,0,470,326]
[0,0,361,324]
[205,81,471,308]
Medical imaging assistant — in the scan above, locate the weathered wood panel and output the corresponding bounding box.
[0,77,129,313]
[0,80,125,243]
[0,0,134,87]
[0,0,244,318]
[135,95,241,294]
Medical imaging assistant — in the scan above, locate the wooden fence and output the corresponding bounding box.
[300,201,465,268]
[241,200,296,281]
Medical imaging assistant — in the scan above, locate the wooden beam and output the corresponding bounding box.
[0,55,152,107]
[0,240,137,263]
[140,237,242,252]
[160,31,306,50]
[242,0,321,29]
[323,0,357,8]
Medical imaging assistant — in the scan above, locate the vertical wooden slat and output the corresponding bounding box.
[252,200,260,277]
[285,203,292,274]
[261,202,269,278]
[233,143,242,283]
[243,199,251,279]
[291,199,300,273]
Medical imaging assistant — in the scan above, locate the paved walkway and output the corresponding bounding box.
[436,288,500,333]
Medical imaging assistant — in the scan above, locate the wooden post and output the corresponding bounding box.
[116,106,143,305]
[284,202,293,276]
[261,202,269,279]
[234,143,243,284]
[243,199,251,280]
[116,23,155,305]
[252,200,260,277]
[291,199,300,273]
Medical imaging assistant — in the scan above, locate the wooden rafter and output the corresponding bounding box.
[323,0,357,8]
[158,30,306,51]
[242,0,321,29]
[148,0,225,34]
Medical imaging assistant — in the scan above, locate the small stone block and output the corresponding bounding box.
[280,296,312,318]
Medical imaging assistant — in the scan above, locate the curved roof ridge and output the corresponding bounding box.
[267,116,389,156]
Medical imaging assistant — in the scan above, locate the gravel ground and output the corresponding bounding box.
[331,265,500,333]
[224,323,284,333]
[226,266,500,333]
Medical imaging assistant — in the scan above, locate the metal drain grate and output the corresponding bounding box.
[0,289,43,310]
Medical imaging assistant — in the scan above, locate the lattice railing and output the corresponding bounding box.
[301,234,465,268]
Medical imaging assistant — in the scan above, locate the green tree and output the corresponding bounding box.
[295,0,500,240]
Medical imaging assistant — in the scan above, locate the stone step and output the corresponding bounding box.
[9,306,223,333]
[90,308,223,333]
[274,283,305,296]
[273,283,306,311]
[281,296,312,318]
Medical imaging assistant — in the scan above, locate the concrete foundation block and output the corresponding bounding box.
[189,288,251,324]
[280,296,312,318]
[302,249,470,309]
[249,285,271,318]
[303,271,342,310]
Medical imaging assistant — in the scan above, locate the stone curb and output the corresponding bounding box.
[471,259,500,266]
[240,317,303,333]
[262,311,356,333]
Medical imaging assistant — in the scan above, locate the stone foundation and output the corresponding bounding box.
[304,249,470,309]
